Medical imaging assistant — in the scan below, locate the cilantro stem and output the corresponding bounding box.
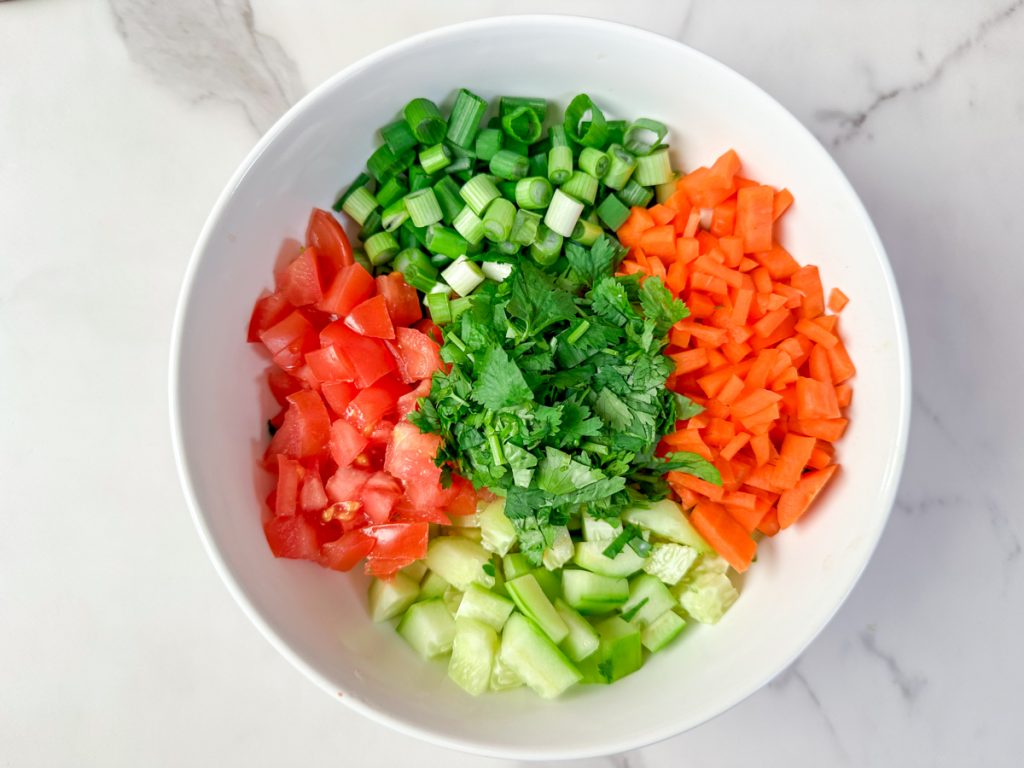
[580,440,609,456]
[486,432,506,465]
[566,319,591,344]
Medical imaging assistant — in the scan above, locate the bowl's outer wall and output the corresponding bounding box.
[171,16,909,760]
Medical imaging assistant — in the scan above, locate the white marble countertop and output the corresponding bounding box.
[2,1,1021,765]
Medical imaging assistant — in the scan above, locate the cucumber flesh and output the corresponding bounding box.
[419,570,449,599]
[642,542,698,585]
[542,526,573,570]
[582,514,623,542]
[448,618,497,696]
[490,645,524,691]
[500,613,582,698]
[531,567,561,602]
[641,610,687,652]
[396,599,456,659]
[622,499,712,554]
[502,552,533,581]
[456,582,515,631]
[400,559,428,583]
[479,498,517,556]
[561,569,629,614]
[620,573,677,629]
[443,585,464,615]
[425,536,495,591]
[554,598,600,662]
[368,572,420,623]
[573,541,646,577]
[592,616,643,683]
[505,573,569,644]
[677,571,738,624]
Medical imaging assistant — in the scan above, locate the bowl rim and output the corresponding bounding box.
[169,13,911,760]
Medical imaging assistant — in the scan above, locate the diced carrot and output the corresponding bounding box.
[772,188,794,221]
[688,412,711,430]
[828,287,849,313]
[795,318,838,349]
[777,465,838,528]
[752,266,773,293]
[814,314,838,333]
[648,204,676,226]
[723,491,764,533]
[766,293,788,311]
[826,339,857,383]
[719,432,751,460]
[681,206,701,238]
[753,307,791,338]
[731,388,782,419]
[733,176,758,189]
[835,383,853,408]
[617,207,655,247]
[738,257,759,272]
[662,429,713,461]
[790,265,825,319]
[697,367,737,399]
[750,432,773,467]
[708,149,741,187]
[795,377,841,420]
[749,312,797,351]
[722,340,752,364]
[675,237,700,264]
[736,185,775,253]
[672,348,709,375]
[752,243,800,279]
[690,501,757,572]
[687,292,716,318]
[619,260,643,276]
[770,366,799,391]
[778,335,813,368]
[691,273,729,296]
[694,254,744,289]
[719,236,743,268]
[678,164,735,208]
[695,230,719,255]
[757,507,781,536]
[771,433,817,489]
[730,325,754,344]
[791,418,849,442]
[703,417,736,446]
[808,344,833,384]
[744,463,783,493]
[677,486,702,508]
[670,472,725,503]
[666,260,688,294]
[738,403,780,431]
[648,256,667,281]
[716,375,746,405]
[676,320,728,345]
[638,225,676,258]
[711,200,736,237]
[807,445,833,470]
[745,349,779,389]
[633,248,650,271]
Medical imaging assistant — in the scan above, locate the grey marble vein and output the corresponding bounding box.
[770,662,848,762]
[107,0,303,133]
[816,0,1024,145]
[859,629,927,704]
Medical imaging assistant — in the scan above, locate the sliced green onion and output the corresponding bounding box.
[596,194,631,231]
[432,176,464,224]
[341,185,378,226]
[504,136,529,157]
[425,291,452,324]
[430,252,454,269]
[549,125,569,148]
[400,219,429,249]
[375,176,408,208]
[475,128,504,162]
[367,144,414,183]
[602,143,638,190]
[530,224,563,266]
[352,249,372,272]
[564,93,609,148]
[450,296,472,321]
[605,120,627,147]
[403,188,443,227]
[496,240,520,255]
[452,206,485,245]
[547,145,573,185]
[655,173,680,204]
[381,200,410,231]
[446,88,488,148]
[579,147,610,178]
[515,176,553,209]
[444,154,473,174]
[333,172,372,213]
[408,165,433,192]
[570,217,603,246]
[618,178,654,208]
[459,174,500,215]
[528,152,548,178]
[359,208,383,239]
[489,149,529,181]
[561,171,598,205]
[403,98,446,144]
[544,189,584,238]
[381,120,418,155]
[624,118,668,156]
[510,208,542,246]
[634,147,673,186]
[500,96,548,123]
[482,261,514,281]
[501,105,542,144]
[419,143,452,175]
[364,230,399,266]
[393,248,439,292]
[482,197,516,242]
[425,224,468,258]
[497,180,518,202]
[441,255,485,296]
[466,239,485,256]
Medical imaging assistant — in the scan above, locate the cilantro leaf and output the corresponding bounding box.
[536,447,607,496]
[593,388,632,431]
[588,277,638,327]
[507,262,577,337]
[660,451,723,485]
[639,275,689,335]
[554,402,603,446]
[470,346,533,410]
[675,393,705,420]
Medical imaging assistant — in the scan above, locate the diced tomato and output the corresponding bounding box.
[264,515,320,560]
[321,380,358,416]
[397,380,432,418]
[299,469,328,513]
[345,386,397,433]
[345,294,395,339]
[285,390,331,458]
[305,345,355,383]
[306,208,353,276]
[318,263,375,316]
[329,418,369,468]
[320,529,375,571]
[280,247,325,306]
[267,367,303,406]
[319,321,396,387]
[360,472,403,524]
[363,522,430,576]
[375,272,422,327]
[248,291,292,343]
[386,421,448,511]
[414,317,443,345]
[446,475,479,517]
[269,407,287,431]
[395,326,442,381]
[391,498,451,525]
[373,373,413,401]
[274,455,302,517]
[326,466,372,503]
[260,311,318,371]
[367,419,395,446]
[265,411,300,462]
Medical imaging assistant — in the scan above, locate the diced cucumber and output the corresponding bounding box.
[677,571,738,624]
[561,570,629,614]
[448,618,498,696]
[456,583,515,631]
[622,499,712,554]
[641,610,687,652]
[506,574,569,644]
[554,598,600,662]
[419,570,449,599]
[531,567,561,602]
[582,513,623,542]
[591,616,643,683]
[489,556,509,598]
[446,511,480,527]
[542,526,573,570]
[479,498,517,556]
[443,585,464,615]
[573,541,646,578]
[451,527,483,542]
[396,599,456,659]
[502,553,532,581]
[642,542,698,585]
[500,613,582,698]
[426,536,495,591]
[490,645,524,691]
[368,572,420,622]
[620,573,676,629]
[400,560,428,583]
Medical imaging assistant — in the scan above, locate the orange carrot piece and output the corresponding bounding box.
[828,287,849,313]
[835,383,853,408]
[766,293,788,311]
[777,465,838,528]
[826,340,857,383]
[697,367,737,399]
[670,472,725,503]
[672,348,709,375]
[771,433,817,489]
[751,266,773,293]
[814,314,838,333]
[648,256,667,281]
[795,318,838,349]
[732,388,782,419]
[757,507,781,536]
[721,340,752,364]
[676,319,729,345]
[703,417,736,446]
[691,273,729,296]
[808,344,833,384]
[723,492,764,533]
[695,230,719,255]
[619,260,643,276]
[666,260,688,294]
[790,265,825,319]
[770,366,799,391]
[678,164,735,209]
[807,445,833,470]
[745,349,779,389]
[750,432,773,467]
[638,225,676,259]
[687,292,716,318]
[719,236,743,268]
[716,375,746,405]
[648,204,676,226]
[694,254,745,289]
[736,185,775,253]
[675,237,700,264]
[749,312,797,351]
[753,307,791,338]
[738,403,780,431]
[752,243,800,279]
[772,188,794,221]
[690,501,756,572]
[708,149,741,187]
[663,429,713,461]
[795,377,841,420]
[719,432,751,461]
[711,200,736,237]
[681,207,701,238]
[791,418,849,442]
[617,207,655,247]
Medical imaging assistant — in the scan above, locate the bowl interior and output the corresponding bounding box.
[172,16,908,759]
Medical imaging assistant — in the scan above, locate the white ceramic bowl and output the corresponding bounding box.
[170,15,910,760]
